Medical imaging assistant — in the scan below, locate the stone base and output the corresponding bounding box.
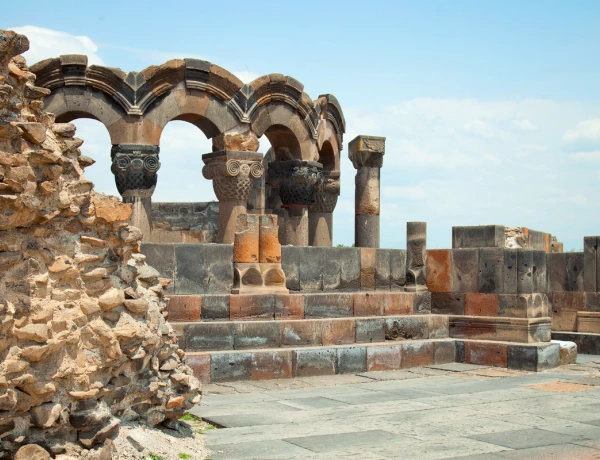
[577,312,600,333]
[449,316,551,343]
[552,331,600,355]
[232,263,288,295]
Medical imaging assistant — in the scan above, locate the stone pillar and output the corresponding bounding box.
[406,221,427,292]
[268,160,323,247]
[202,150,264,244]
[309,171,340,247]
[110,144,161,241]
[348,135,385,248]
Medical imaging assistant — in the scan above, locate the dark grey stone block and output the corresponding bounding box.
[455,340,465,363]
[293,348,337,377]
[527,230,550,251]
[517,249,534,294]
[211,352,252,382]
[390,249,407,289]
[532,250,547,293]
[552,331,600,354]
[299,247,324,292]
[141,243,176,293]
[185,323,234,351]
[566,252,584,292]
[548,253,567,292]
[452,225,504,249]
[304,293,353,318]
[355,214,380,249]
[336,346,367,373]
[355,318,385,343]
[203,244,233,293]
[586,292,600,312]
[414,291,432,314]
[340,247,361,291]
[431,292,465,315]
[385,317,428,340]
[452,249,479,292]
[503,249,518,294]
[281,246,300,291]
[478,248,504,293]
[201,294,229,321]
[433,341,456,364]
[375,249,391,289]
[322,248,342,291]
[507,344,538,371]
[234,322,280,349]
[584,236,598,292]
[174,244,205,294]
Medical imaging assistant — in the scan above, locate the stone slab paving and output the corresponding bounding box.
[191,355,600,459]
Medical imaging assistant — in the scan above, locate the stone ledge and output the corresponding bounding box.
[449,316,551,343]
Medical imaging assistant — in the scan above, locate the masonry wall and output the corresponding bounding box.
[150,201,219,243]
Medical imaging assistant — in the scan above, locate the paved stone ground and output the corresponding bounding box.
[191,355,600,459]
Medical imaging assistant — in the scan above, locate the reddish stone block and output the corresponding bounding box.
[166,295,202,322]
[322,319,356,345]
[274,294,304,319]
[551,291,586,312]
[251,350,292,380]
[279,321,323,347]
[552,310,578,332]
[185,353,211,383]
[366,344,402,371]
[360,248,376,291]
[229,294,275,320]
[465,293,499,316]
[384,293,415,316]
[426,249,452,293]
[465,341,508,367]
[233,214,259,263]
[354,292,384,316]
[401,341,434,368]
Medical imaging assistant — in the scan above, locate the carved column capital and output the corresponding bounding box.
[310,171,340,213]
[202,150,264,202]
[110,144,160,197]
[268,160,323,208]
[348,135,386,169]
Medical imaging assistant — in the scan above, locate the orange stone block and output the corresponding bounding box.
[401,341,434,368]
[426,249,452,293]
[274,294,304,319]
[552,310,577,331]
[251,350,292,380]
[322,319,356,345]
[93,197,132,223]
[233,214,259,263]
[185,353,211,383]
[360,248,376,291]
[366,344,402,371]
[465,293,499,316]
[280,321,323,347]
[166,295,201,322]
[465,341,508,367]
[259,214,281,263]
[354,292,385,316]
[384,293,415,316]
[230,294,275,320]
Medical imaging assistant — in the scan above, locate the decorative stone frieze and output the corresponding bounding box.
[111,144,161,196]
[267,160,323,208]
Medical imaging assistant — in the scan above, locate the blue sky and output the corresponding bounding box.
[6,1,600,249]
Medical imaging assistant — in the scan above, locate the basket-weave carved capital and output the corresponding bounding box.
[268,160,323,208]
[310,172,340,213]
[110,144,160,196]
[202,150,264,202]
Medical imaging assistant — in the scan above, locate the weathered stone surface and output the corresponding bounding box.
[14,444,51,460]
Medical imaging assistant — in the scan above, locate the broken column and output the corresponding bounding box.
[267,159,323,246]
[111,144,161,241]
[406,222,427,291]
[348,135,385,248]
[309,171,340,246]
[202,150,264,244]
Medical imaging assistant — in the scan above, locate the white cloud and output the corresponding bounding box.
[512,119,537,132]
[10,25,103,66]
[464,120,494,137]
[571,151,600,161]
[563,119,600,143]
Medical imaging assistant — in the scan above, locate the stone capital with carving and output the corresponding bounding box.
[268,160,323,208]
[348,135,386,169]
[202,150,264,202]
[310,171,340,213]
[111,144,160,197]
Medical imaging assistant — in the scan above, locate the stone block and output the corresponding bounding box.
[577,312,600,333]
[251,350,292,380]
[281,246,300,291]
[280,321,323,347]
[185,353,211,383]
[355,318,385,343]
[401,341,434,368]
[552,331,600,354]
[503,249,518,294]
[433,340,456,364]
[548,253,567,292]
[455,340,465,363]
[293,348,337,377]
[452,225,504,249]
[234,322,280,349]
[499,294,546,318]
[229,294,275,320]
[426,249,452,293]
[428,315,450,338]
[360,247,376,290]
[390,249,407,289]
[233,214,259,263]
[274,294,304,319]
[322,247,343,291]
[532,250,547,293]
[166,295,202,322]
[174,244,205,295]
[478,248,504,294]
[385,317,428,340]
[431,292,465,315]
[211,352,252,382]
[517,249,534,294]
[259,214,281,264]
[185,323,234,351]
[304,293,354,318]
[355,214,380,249]
[586,292,600,312]
[340,247,361,291]
[322,319,356,345]
[413,291,431,314]
[551,339,577,365]
[353,292,384,316]
[552,311,578,332]
[375,248,392,289]
[385,292,415,316]
[366,344,402,371]
[584,237,598,292]
[406,222,426,288]
[299,247,324,292]
[508,343,560,371]
[551,291,586,312]
[451,249,479,293]
[336,346,367,373]
[464,293,498,316]
[465,341,508,367]
[201,295,230,321]
[203,244,234,293]
[450,316,551,343]
[141,243,176,293]
[566,252,584,292]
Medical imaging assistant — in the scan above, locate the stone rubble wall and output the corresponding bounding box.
[0,30,200,459]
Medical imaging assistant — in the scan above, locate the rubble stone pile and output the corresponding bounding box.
[0,30,200,458]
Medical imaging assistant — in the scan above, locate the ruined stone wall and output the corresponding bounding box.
[0,30,200,458]
[150,202,218,243]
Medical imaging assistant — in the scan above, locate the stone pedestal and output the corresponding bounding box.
[202,150,264,244]
[268,160,323,247]
[406,221,427,292]
[309,172,339,247]
[348,136,385,248]
[111,144,161,241]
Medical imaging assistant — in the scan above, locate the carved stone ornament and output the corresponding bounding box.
[348,135,386,169]
[202,150,264,202]
[267,160,323,208]
[110,144,160,195]
[310,172,340,213]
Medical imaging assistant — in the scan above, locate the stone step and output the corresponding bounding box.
[577,312,600,333]
[552,331,600,354]
[166,291,431,322]
[184,339,457,383]
[449,315,551,343]
[171,315,448,352]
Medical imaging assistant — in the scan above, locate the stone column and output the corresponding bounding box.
[202,150,264,244]
[309,171,340,247]
[348,135,385,248]
[111,144,161,241]
[268,160,323,247]
[406,221,427,291]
